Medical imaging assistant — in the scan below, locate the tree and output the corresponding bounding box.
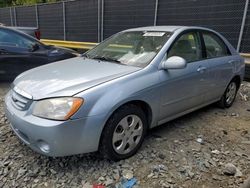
[13,0,60,6]
[0,0,61,7]
[0,0,13,8]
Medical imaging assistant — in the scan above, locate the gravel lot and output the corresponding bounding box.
[0,82,250,188]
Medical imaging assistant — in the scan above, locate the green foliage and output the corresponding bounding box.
[0,0,60,7]
[13,0,60,6]
[0,0,13,8]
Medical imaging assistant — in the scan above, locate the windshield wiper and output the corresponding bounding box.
[82,53,90,58]
[92,56,121,64]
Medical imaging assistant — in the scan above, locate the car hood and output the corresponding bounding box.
[49,45,78,54]
[13,57,141,100]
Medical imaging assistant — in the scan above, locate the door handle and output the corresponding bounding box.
[228,60,237,64]
[197,67,207,72]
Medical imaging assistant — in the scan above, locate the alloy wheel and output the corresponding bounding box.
[225,82,237,105]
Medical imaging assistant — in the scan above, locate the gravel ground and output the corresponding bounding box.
[0,82,250,188]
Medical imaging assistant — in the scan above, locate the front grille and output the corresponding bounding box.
[11,90,32,111]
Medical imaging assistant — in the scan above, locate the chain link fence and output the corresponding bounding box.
[241,3,250,53]
[0,0,249,52]
[15,5,37,27]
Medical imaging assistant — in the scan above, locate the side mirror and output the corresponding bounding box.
[161,56,187,70]
[29,43,40,52]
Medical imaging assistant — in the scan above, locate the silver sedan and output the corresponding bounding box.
[4,26,245,161]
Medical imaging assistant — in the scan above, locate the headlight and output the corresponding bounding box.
[33,97,83,120]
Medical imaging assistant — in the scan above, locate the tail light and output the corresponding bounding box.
[35,30,41,40]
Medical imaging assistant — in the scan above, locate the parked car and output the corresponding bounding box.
[4,26,245,161]
[0,26,78,80]
[1,24,41,39]
[8,26,41,40]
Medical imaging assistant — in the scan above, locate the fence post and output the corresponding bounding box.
[13,7,17,26]
[101,0,104,41]
[9,7,13,26]
[154,0,158,26]
[237,0,249,52]
[98,0,100,42]
[35,4,39,28]
[63,1,66,40]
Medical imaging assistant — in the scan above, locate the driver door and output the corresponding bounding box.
[0,29,48,80]
[158,31,210,123]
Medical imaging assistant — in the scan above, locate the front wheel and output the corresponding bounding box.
[99,104,147,161]
[218,80,238,108]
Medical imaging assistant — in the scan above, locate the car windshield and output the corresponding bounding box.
[85,31,172,68]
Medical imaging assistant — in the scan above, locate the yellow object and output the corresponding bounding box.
[41,39,250,64]
[41,39,97,50]
[241,53,250,64]
[41,39,133,50]
[64,98,84,120]
[241,53,250,58]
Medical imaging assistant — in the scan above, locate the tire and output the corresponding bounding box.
[218,80,238,108]
[99,104,147,161]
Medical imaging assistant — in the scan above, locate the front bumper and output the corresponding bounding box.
[4,91,106,157]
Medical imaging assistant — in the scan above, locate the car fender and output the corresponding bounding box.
[73,67,161,128]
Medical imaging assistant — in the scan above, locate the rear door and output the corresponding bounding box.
[200,30,234,102]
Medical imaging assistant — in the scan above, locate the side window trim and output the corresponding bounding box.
[198,31,207,59]
[201,30,231,59]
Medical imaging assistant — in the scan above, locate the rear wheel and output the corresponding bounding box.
[218,80,238,108]
[99,104,147,161]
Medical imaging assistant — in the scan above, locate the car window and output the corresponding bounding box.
[168,32,202,62]
[202,32,230,58]
[85,31,172,68]
[0,29,35,50]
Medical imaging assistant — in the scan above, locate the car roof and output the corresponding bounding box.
[7,26,38,30]
[124,25,209,33]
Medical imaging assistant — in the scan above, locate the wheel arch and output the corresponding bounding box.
[105,100,152,130]
[121,100,153,126]
[231,75,241,89]
[98,99,153,149]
